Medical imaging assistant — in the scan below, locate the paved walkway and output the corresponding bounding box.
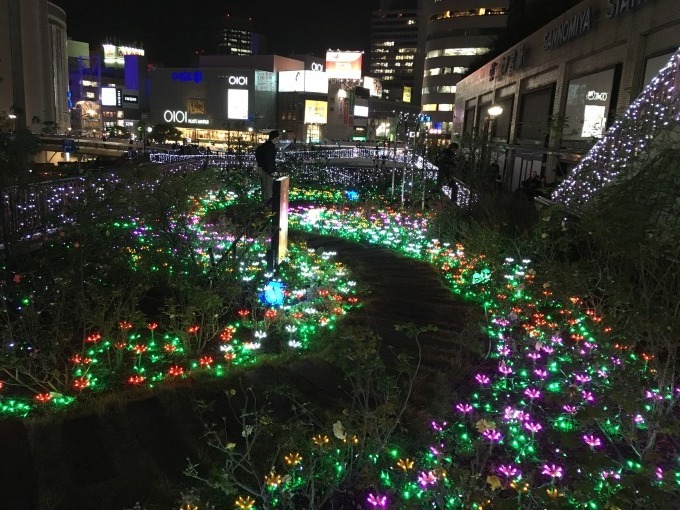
[0,233,478,510]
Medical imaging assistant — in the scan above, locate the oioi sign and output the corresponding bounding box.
[228,75,248,86]
[163,110,209,125]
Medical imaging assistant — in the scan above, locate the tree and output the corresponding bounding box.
[150,122,183,143]
[106,125,131,139]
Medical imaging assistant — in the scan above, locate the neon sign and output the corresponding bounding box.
[172,71,203,83]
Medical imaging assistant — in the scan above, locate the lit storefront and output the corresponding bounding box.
[453,0,680,189]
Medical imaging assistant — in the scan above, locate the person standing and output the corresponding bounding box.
[255,130,279,207]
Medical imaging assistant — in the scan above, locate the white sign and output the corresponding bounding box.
[163,110,209,125]
[228,89,249,119]
[586,90,608,101]
[311,62,324,71]
[353,105,369,117]
[101,87,117,106]
[228,76,248,86]
[164,110,187,123]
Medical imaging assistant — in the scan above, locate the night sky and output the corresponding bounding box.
[52,0,379,66]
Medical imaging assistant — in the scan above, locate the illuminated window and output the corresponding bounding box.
[424,67,468,77]
[422,104,437,111]
[427,48,489,59]
[422,85,456,94]
[438,104,453,111]
[429,7,508,21]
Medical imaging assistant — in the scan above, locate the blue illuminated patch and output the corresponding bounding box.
[345,190,359,201]
[260,280,286,307]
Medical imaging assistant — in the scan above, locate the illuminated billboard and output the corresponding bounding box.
[279,71,305,92]
[305,71,328,94]
[101,87,117,106]
[278,71,328,94]
[353,105,369,117]
[103,44,144,65]
[564,68,616,140]
[363,77,382,98]
[228,89,249,120]
[304,100,328,124]
[325,51,363,80]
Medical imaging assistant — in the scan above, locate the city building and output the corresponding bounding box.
[419,0,510,143]
[216,14,263,56]
[149,56,295,148]
[0,0,69,133]
[369,0,420,103]
[453,0,680,190]
[149,52,419,148]
[67,40,149,137]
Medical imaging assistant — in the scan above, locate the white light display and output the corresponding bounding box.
[552,48,680,210]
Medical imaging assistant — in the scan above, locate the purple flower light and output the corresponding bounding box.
[541,464,564,479]
[582,434,602,448]
[524,388,541,400]
[550,335,563,345]
[499,361,513,376]
[497,464,519,478]
[482,429,503,442]
[475,373,491,386]
[525,421,543,433]
[534,369,548,379]
[563,404,579,414]
[601,470,621,480]
[574,373,591,384]
[431,421,447,432]
[455,403,473,414]
[498,345,511,356]
[655,467,664,480]
[633,414,645,424]
[417,471,437,487]
[527,352,542,361]
[644,390,664,401]
[542,346,555,355]
[366,493,388,508]
[581,390,595,403]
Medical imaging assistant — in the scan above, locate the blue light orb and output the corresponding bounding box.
[346,190,359,201]
[261,280,286,307]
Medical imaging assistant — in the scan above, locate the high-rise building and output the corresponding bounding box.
[0,0,69,133]
[419,0,509,142]
[216,14,261,56]
[369,0,419,102]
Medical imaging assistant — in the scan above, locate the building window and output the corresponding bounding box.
[429,7,508,21]
[422,104,437,111]
[426,48,490,59]
[424,67,468,77]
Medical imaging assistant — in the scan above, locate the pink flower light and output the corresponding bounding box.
[541,464,564,479]
[497,464,519,478]
[366,493,388,508]
[499,361,513,376]
[525,421,542,433]
[582,434,602,448]
[455,403,473,414]
[482,429,503,442]
[417,471,437,487]
[475,373,491,386]
[534,369,548,379]
[524,388,541,400]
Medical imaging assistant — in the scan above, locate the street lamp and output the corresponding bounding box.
[487,104,503,139]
